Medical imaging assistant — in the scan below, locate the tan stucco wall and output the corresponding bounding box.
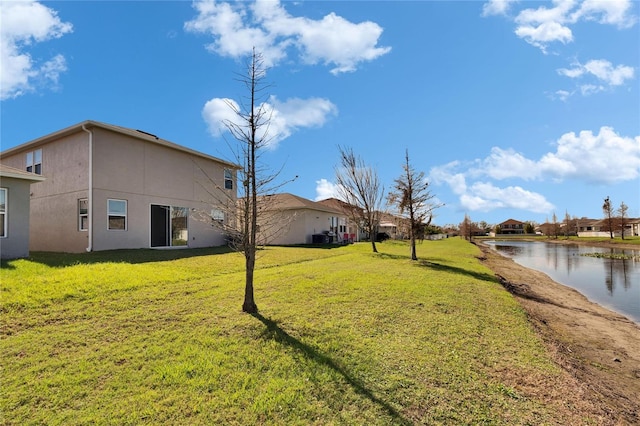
[0,177,33,259]
[1,127,234,252]
[89,129,233,251]
[265,209,341,245]
[2,133,90,252]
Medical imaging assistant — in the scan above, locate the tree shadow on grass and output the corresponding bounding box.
[252,313,412,425]
[375,252,497,284]
[417,259,497,283]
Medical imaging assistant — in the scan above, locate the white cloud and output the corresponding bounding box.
[484,0,637,52]
[469,126,640,184]
[571,0,637,28]
[482,0,519,17]
[553,89,573,101]
[429,161,468,195]
[429,126,639,215]
[539,127,640,184]
[514,21,573,52]
[314,178,341,201]
[512,0,576,52]
[461,182,555,213]
[185,0,390,74]
[429,164,554,214]
[473,147,540,180]
[0,0,72,100]
[558,59,635,91]
[202,95,337,149]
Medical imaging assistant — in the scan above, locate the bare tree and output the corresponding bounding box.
[387,149,440,260]
[460,214,473,241]
[603,196,614,239]
[617,201,629,240]
[334,146,385,253]
[197,49,289,314]
[563,210,571,239]
[551,212,560,239]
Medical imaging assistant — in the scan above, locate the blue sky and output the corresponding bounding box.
[1,0,639,227]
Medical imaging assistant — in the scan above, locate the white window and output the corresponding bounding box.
[0,188,6,238]
[224,169,233,190]
[211,208,224,223]
[107,199,127,230]
[78,199,88,231]
[26,149,42,175]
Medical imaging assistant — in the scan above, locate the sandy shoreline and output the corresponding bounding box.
[477,240,640,425]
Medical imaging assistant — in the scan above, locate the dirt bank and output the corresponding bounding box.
[477,241,640,425]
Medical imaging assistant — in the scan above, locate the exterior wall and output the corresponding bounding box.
[1,132,90,252]
[0,178,32,259]
[1,126,234,252]
[90,128,233,251]
[264,209,340,245]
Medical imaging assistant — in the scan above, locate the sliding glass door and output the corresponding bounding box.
[151,204,188,247]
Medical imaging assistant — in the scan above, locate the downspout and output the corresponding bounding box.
[82,125,93,252]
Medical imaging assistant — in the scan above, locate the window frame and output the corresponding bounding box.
[26,149,43,175]
[78,198,88,231]
[0,188,6,238]
[224,169,233,190]
[107,199,127,231]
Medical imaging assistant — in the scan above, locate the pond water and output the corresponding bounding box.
[485,241,640,324]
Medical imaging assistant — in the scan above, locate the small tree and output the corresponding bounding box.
[200,49,289,314]
[563,210,571,239]
[460,214,473,241]
[387,150,440,260]
[551,212,560,239]
[524,222,535,234]
[334,146,385,253]
[603,196,614,239]
[617,201,629,240]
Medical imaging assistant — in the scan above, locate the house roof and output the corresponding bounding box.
[0,164,46,182]
[260,193,342,214]
[316,197,363,215]
[499,218,525,226]
[0,120,240,170]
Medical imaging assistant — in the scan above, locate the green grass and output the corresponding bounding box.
[1,239,579,424]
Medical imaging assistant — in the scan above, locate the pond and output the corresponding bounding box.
[485,240,640,324]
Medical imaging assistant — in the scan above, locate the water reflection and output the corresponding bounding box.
[486,241,639,324]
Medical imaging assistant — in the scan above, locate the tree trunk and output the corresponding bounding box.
[410,238,417,261]
[371,239,378,253]
[242,252,258,313]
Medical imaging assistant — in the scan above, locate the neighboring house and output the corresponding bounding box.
[0,165,46,259]
[576,217,640,238]
[258,193,346,245]
[316,197,363,242]
[377,211,413,240]
[498,219,525,235]
[575,218,604,237]
[0,120,239,253]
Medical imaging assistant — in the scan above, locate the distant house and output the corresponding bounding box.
[316,197,363,242]
[0,120,239,252]
[498,219,525,235]
[576,217,640,238]
[0,165,46,259]
[258,194,346,245]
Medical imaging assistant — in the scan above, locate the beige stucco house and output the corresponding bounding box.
[316,197,363,242]
[0,165,46,259]
[258,194,346,245]
[0,120,239,253]
[576,217,640,238]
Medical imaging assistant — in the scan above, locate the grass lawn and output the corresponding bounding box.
[2,239,581,424]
